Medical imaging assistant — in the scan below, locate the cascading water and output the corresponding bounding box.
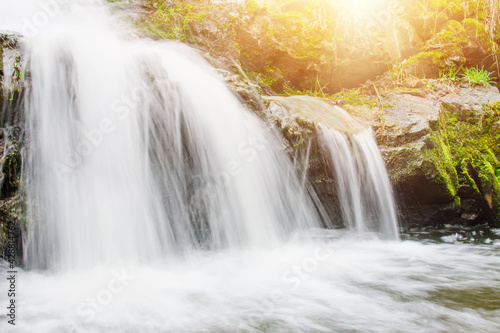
[318,125,399,239]
[20,0,321,271]
[266,96,399,239]
[1,1,500,333]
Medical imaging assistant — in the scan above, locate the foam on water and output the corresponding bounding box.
[2,237,500,332]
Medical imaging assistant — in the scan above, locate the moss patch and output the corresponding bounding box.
[404,50,450,78]
[462,18,497,52]
[426,101,500,223]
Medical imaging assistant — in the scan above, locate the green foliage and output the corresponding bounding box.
[282,78,329,98]
[141,1,216,42]
[462,66,496,86]
[439,66,461,82]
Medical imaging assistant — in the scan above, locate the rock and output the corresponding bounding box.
[0,31,24,264]
[216,66,265,112]
[402,20,469,78]
[0,196,23,266]
[465,162,500,228]
[407,0,465,40]
[376,93,441,147]
[462,18,500,74]
[439,86,500,114]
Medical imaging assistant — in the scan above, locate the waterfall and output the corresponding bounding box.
[266,96,399,239]
[318,125,399,239]
[19,0,321,270]
[3,3,500,333]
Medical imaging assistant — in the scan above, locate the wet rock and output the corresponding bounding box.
[0,196,23,265]
[376,93,441,147]
[0,31,24,264]
[216,66,265,112]
[439,86,500,114]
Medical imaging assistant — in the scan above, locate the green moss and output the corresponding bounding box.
[464,0,486,21]
[413,0,465,39]
[462,18,496,52]
[424,126,459,199]
[419,20,469,76]
[426,101,500,220]
[404,50,450,78]
[427,20,469,55]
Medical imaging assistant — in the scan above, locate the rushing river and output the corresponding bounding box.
[2,230,500,332]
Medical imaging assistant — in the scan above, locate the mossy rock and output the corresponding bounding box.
[420,19,469,70]
[463,19,496,52]
[410,0,464,39]
[402,19,471,78]
[425,101,500,227]
[235,1,336,93]
[426,20,469,56]
[462,18,500,72]
[403,50,450,78]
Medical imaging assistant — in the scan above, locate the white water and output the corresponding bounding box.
[2,236,500,332]
[318,125,399,239]
[1,1,500,332]
[11,0,321,270]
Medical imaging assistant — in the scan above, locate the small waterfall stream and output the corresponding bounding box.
[318,125,399,239]
[267,96,399,239]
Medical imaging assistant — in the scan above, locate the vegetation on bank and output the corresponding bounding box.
[136,0,500,96]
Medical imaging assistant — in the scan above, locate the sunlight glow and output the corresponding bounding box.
[335,0,389,9]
